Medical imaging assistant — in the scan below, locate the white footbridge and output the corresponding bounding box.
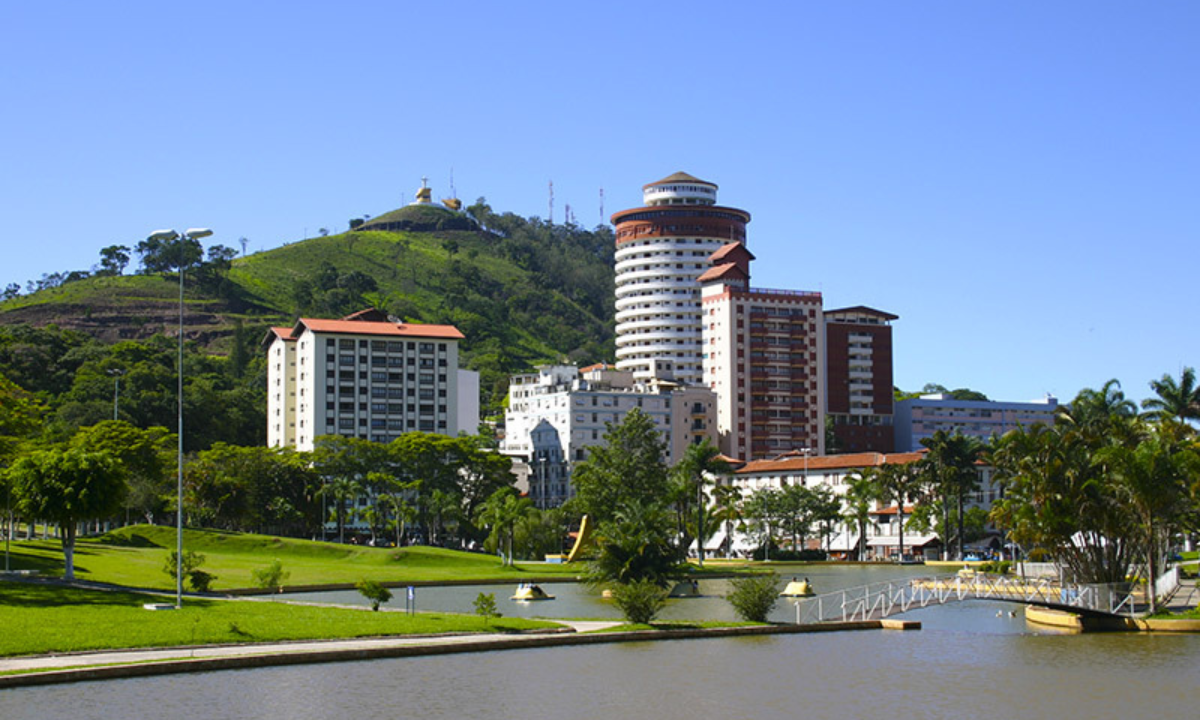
[790,570,1179,625]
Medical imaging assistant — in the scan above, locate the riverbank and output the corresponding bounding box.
[0,617,919,688]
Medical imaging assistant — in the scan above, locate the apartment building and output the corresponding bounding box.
[894,393,1058,451]
[699,241,825,461]
[611,172,752,385]
[502,364,718,508]
[824,306,898,453]
[264,309,476,451]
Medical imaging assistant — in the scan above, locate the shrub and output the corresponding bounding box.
[252,559,290,592]
[1026,548,1050,562]
[977,561,1012,575]
[727,572,781,622]
[355,579,393,611]
[163,550,206,581]
[610,579,668,625]
[187,569,216,592]
[473,592,501,626]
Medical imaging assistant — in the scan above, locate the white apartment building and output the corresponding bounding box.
[502,364,718,508]
[894,393,1059,451]
[265,309,475,451]
[611,172,752,385]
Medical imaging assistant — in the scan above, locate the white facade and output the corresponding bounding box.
[720,451,1004,560]
[502,364,718,508]
[265,315,470,451]
[612,173,750,385]
[894,394,1059,451]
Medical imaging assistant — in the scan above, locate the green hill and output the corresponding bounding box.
[0,204,617,412]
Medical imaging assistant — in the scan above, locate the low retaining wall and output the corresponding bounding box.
[0,619,920,689]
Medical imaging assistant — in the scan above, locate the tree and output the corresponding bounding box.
[572,408,670,525]
[135,234,203,275]
[743,487,786,560]
[669,439,730,566]
[919,430,984,560]
[1142,367,1200,426]
[474,487,533,565]
[1095,421,1200,613]
[873,461,922,561]
[843,471,878,561]
[988,420,1138,584]
[8,448,126,579]
[97,245,131,276]
[69,421,173,525]
[710,483,744,558]
[586,500,682,587]
[1061,379,1137,429]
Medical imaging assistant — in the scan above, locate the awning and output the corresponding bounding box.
[866,534,939,548]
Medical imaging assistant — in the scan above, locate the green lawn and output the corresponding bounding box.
[0,581,558,657]
[3,525,582,591]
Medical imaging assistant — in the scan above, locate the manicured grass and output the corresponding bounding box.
[0,581,558,657]
[4,525,583,591]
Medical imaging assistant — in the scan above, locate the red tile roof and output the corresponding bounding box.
[294,318,465,340]
[736,450,924,475]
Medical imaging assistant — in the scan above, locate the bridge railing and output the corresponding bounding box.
[792,573,1144,624]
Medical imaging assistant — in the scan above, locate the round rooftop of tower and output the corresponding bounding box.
[642,171,718,206]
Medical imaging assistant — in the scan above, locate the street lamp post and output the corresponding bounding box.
[107,368,125,421]
[147,228,212,609]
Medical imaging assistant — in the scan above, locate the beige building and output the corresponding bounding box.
[264,309,473,451]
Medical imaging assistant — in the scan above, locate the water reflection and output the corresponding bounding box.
[4,603,1198,720]
[4,565,1198,720]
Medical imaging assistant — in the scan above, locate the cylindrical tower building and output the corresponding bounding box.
[611,172,750,384]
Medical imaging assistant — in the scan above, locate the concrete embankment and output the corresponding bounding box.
[0,618,920,689]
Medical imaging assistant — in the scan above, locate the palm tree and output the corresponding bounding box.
[474,487,533,566]
[427,489,461,547]
[1095,421,1200,613]
[920,430,984,560]
[318,476,363,544]
[670,439,730,567]
[874,462,921,562]
[710,483,744,558]
[1142,367,1200,426]
[844,470,878,561]
[1061,379,1137,429]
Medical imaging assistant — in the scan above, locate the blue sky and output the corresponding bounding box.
[2,1,1196,405]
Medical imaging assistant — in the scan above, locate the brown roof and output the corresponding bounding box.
[709,241,755,264]
[643,171,717,190]
[294,318,465,340]
[262,326,298,348]
[736,450,924,475]
[579,363,615,373]
[697,263,748,284]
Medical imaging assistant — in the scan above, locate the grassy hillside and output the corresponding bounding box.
[0,207,617,410]
[6,525,580,590]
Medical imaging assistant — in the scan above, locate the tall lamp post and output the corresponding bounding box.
[107,368,125,421]
[147,228,212,609]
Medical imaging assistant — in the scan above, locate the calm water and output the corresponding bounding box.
[4,566,1198,719]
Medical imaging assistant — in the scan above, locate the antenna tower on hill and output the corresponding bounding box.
[548,180,554,224]
[599,188,605,224]
[449,168,456,199]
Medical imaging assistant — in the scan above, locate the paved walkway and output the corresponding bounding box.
[0,620,622,675]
